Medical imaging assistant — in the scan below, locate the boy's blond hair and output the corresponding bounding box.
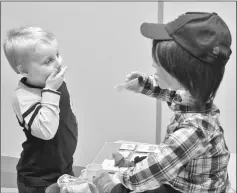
[3,26,56,74]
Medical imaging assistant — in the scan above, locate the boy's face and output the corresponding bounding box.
[24,39,62,87]
[152,59,183,90]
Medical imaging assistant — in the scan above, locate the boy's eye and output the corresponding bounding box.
[45,58,53,64]
[44,53,60,64]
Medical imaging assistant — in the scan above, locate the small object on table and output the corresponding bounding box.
[57,174,97,193]
[129,152,149,162]
[119,143,137,151]
[57,174,80,188]
[118,150,131,158]
[102,159,128,174]
[112,152,134,168]
[135,144,159,153]
[102,159,119,173]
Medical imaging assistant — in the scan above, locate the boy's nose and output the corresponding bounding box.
[57,56,63,65]
[55,63,62,72]
[55,57,62,68]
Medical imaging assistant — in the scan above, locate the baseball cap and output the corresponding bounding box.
[140,12,232,66]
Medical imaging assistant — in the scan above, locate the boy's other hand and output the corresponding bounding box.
[93,172,115,193]
[45,66,68,91]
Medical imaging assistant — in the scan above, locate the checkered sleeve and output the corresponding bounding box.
[118,126,209,192]
[138,75,176,103]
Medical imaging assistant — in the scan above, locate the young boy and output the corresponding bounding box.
[93,12,232,193]
[3,26,78,193]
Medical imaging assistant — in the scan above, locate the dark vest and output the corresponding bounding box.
[17,80,78,187]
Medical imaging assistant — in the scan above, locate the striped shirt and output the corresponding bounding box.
[114,75,230,193]
[13,77,78,187]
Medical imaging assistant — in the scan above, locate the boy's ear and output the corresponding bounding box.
[17,65,28,75]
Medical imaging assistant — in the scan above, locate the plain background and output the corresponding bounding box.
[1,2,236,168]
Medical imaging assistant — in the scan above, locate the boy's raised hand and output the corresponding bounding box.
[45,66,68,91]
[125,71,144,83]
[115,71,144,92]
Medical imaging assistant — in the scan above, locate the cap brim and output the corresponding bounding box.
[140,22,172,40]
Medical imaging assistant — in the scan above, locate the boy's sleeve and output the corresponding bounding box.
[12,88,61,140]
[138,75,177,104]
[116,126,209,192]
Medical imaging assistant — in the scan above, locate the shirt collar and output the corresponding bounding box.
[20,77,44,89]
[171,90,213,113]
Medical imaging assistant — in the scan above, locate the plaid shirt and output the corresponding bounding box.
[116,75,230,193]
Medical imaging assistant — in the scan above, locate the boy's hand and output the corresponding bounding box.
[125,71,144,82]
[45,66,68,91]
[115,71,144,92]
[124,71,144,92]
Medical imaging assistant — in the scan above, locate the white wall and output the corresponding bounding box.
[161,2,236,153]
[1,2,158,166]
